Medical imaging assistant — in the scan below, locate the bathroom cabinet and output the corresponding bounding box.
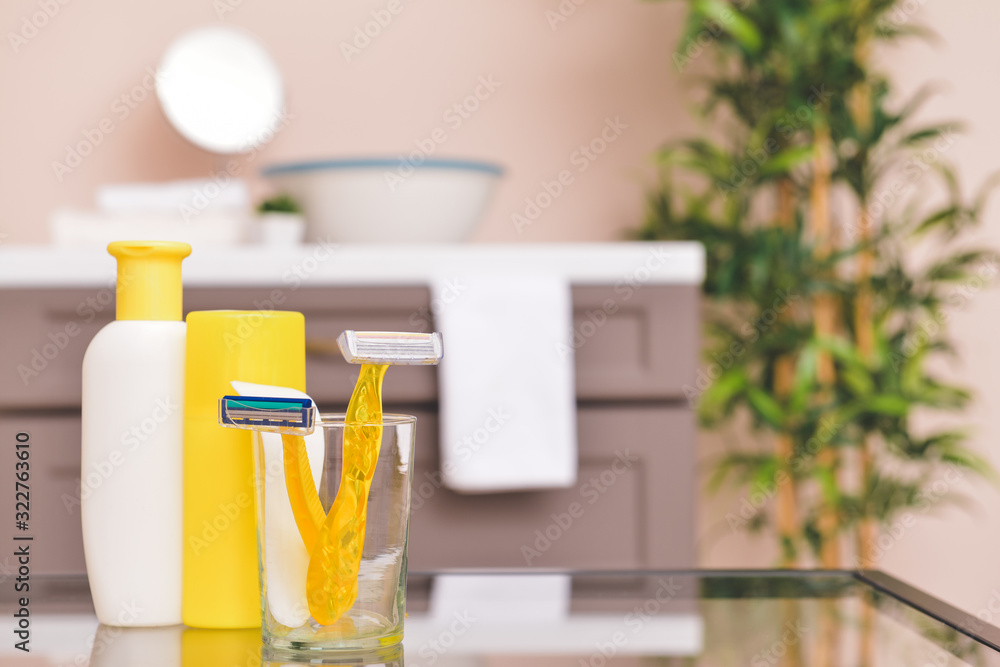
[0,244,701,575]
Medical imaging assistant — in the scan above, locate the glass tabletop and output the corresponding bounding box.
[5,569,999,666]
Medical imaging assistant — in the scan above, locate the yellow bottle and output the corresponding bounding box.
[182,310,306,629]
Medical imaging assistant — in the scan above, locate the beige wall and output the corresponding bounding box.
[870,0,1000,617]
[0,0,692,244]
[3,0,1000,616]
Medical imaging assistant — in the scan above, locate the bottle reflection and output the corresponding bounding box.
[182,628,261,667]
[87,624,182,667]
[86,623,403,667]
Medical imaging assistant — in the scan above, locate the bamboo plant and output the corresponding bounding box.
[641,0,997,567]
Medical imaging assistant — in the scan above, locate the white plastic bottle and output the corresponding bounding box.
[81,241,191,626]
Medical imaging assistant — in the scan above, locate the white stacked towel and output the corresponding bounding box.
[49,178,252,247]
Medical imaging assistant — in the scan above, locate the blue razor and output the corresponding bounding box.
[218,396,316,435]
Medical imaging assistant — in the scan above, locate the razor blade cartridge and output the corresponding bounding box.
[218,396,316,435]
[336,330,443,366]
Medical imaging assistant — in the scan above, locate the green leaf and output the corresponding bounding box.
[899,123,962,147]
[746,386,785,428]
[875,22,938,44]
[789,344,819,412]
[749,459,779,495]
[865,395,911,417]
[699,367,748,416]
[841,364,875,397]
[694,0,762,54]
[973,171,1000,217]
[760,146,816,177]
[815,465,840,506]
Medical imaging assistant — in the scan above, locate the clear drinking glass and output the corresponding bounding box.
[251,414,416,652]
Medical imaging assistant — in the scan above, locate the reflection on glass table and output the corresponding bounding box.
[4,570,999,666]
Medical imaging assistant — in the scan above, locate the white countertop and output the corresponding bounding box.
[0,242,704,288]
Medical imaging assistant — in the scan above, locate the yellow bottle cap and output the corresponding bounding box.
[108,240,192,321]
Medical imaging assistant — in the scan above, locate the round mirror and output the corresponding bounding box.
[156,26,284,154]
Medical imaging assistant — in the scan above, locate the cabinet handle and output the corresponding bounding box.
[305,338,342,358]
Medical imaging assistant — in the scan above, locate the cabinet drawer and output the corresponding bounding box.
[571,285,698,401]
[407,404,695,570]
[0,284,697,409]
[0,404,693,576]
[0,414,86,575]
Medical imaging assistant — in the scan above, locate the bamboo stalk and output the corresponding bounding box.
[774,363,798,566]
[850,22,877,571]
[855,208,876,572]
[855,205,877,667]
[810,124,841,570]
[776,178,805,667]
[774,177,800,568]
[850,27,877,667]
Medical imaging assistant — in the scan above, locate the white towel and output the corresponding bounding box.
[230,380,325,628]
[432,274,577,493]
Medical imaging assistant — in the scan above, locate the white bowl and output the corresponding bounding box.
[261,158,503,243]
